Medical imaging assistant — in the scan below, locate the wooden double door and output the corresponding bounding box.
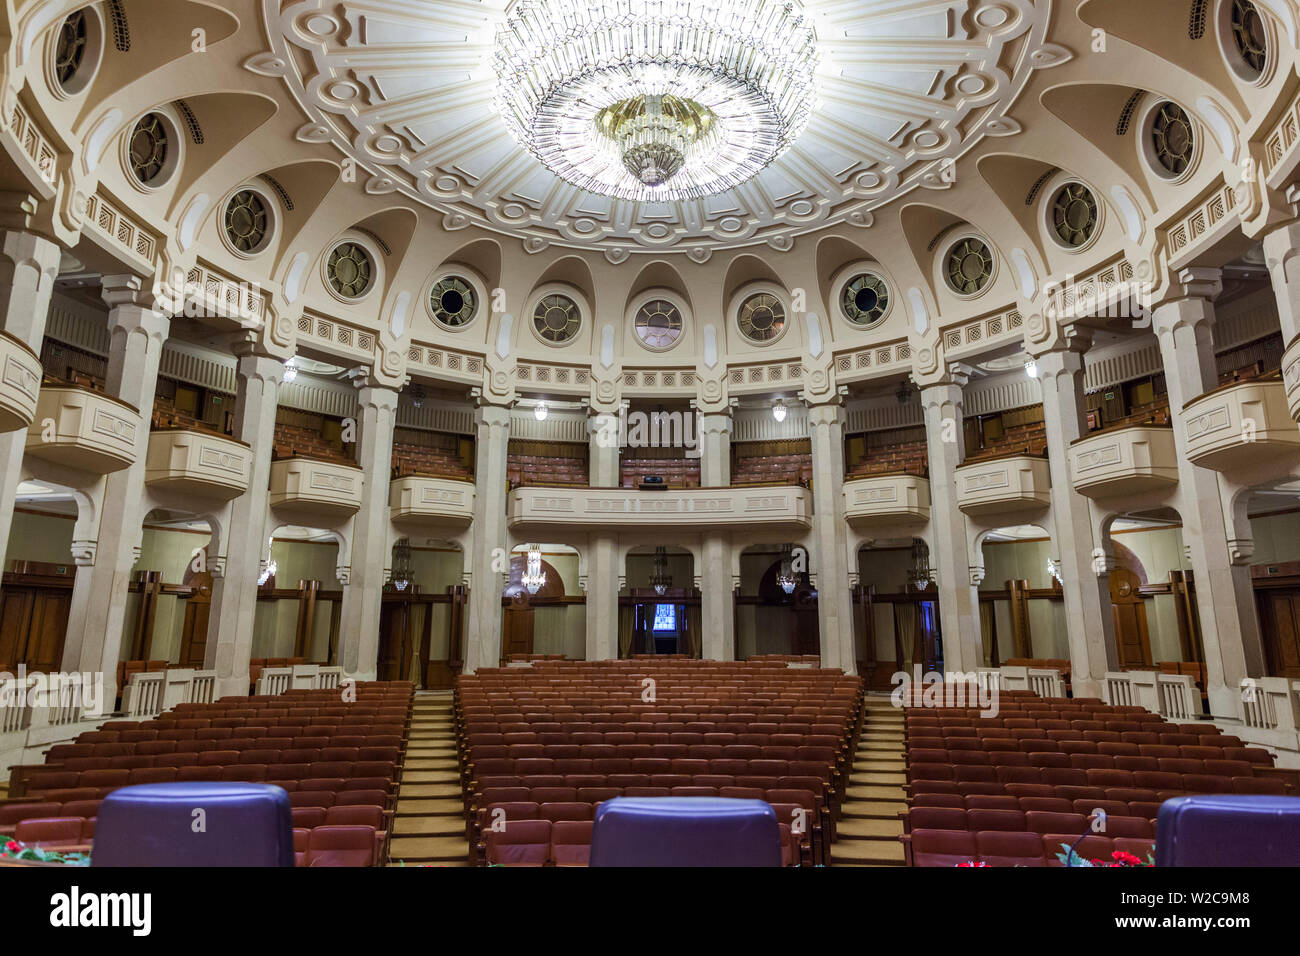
[0,582,72,672]
[1256,587,1300,679]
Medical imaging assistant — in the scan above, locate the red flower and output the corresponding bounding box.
[1112,851,1143,866]
[4,840,20,853]
[956,861,989,867]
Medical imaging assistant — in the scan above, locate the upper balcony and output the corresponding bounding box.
[390,475,475,528]
[1069,425,1179,499]
[507,485,811,533]
[269,457,364,520]
[24,386,140,474]
[843,474,930,528]
[955,454,1051,517]
[1182,377,1300,472]
[0,332,41,433]
[144,428,251,500]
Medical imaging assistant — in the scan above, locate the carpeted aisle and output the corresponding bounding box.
[386,691,469,866]
[831,695,906,866]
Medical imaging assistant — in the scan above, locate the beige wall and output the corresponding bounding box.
[5,509,76,566]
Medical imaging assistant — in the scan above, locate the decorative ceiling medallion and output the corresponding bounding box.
[738,292,787,344]
[491,0,818,202]
[262,0,1053,253]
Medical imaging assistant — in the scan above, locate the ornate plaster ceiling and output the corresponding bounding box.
[256,0,1070,259]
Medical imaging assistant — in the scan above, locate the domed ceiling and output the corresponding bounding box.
[258,0,1067,259]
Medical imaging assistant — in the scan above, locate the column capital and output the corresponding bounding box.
[347,366,401,408]
[0,192,66,245]
[101,273,166,314]
[231,329,294,364]
[1025,322,1093,363]
[1157,266,1223,306]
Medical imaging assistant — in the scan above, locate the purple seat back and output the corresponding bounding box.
[590,796,780,867]
[92,782,293,867]
[1156,794,1300,866]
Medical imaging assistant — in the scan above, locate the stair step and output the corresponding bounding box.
[834,817,903,840]
[846,785,906,801]
[840,800,905,818]
[398,783,462,799]
[850,771,906,786]
[394,798,463,816]
[393,815,464,837]
[401,771,460,785]
[404,758,458,771]
[388,836,469,863]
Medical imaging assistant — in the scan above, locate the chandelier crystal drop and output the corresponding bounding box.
[651,546,674,596]
[776,544,798,596]
[491,0,821,202]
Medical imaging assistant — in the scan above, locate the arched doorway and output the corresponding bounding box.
[501,549,566,661]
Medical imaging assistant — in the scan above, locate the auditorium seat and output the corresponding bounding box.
[484,820,552,866]
[304,825,378,867]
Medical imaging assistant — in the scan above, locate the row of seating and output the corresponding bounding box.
[904,807,1156,840]
[457,662,863,866]
[905,828,1154,867]
[3,682,416,866]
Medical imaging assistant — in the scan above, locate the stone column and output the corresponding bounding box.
[1153,269,1266,718]
[61,276,170,696]
[698,410,734,660]
[205,343,285,698]
[463,400,511,672]
[337,375,399,680]
[585,407,620,660]
[1033,336,1118,698]
[1262,219,1300,345]
[920,375,984,673]
[0,222,63,578]
[807,399,855,673]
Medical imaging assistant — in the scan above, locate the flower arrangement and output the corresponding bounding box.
[1,839,91,866]
[956,861,989,867]
[1056,844,1153,867]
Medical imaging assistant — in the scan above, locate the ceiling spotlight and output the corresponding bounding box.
[283,357,298,383]
[1025,360,1039,379]
[534,401,549,422]
[772,400,788,423]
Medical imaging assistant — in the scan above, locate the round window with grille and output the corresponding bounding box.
[430,276,478,329]
[533,293,582,344]
[224,190,271,255]
[327,242,375,299]
[128,113,172,186]
[54,11,89,91]
[1150,101,1195,177]
[840,273,890,326]
[737,292,786,344]
[944,238,994,296]
[634,299,683,350]
[1049,182,1099,249]
[1230,0,1268,78]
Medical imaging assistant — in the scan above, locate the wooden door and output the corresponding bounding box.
[0,587,70,672]
[178,572,213,667]
[792,587,819,656]
[502,604,534,660]
[377,602,409,682]
[1109,568,1153,667]
[1257,589,1300,679]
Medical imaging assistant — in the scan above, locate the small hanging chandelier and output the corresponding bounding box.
[391,538,414,592]
[651,546,673,596]
[776,544,798,595]
[522,544,547,595]
[1046,557,1064,586]
[910,539,935,592]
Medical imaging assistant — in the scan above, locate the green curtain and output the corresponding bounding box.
[684,603,702,658]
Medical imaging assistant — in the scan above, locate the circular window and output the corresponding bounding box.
[223,190,272,255]
[430,276,478,328]
[1049,182,1099,249]
[944,238,994,296]
[128,112,174,186]
[327,242,375,299]
[533,293,582,344]
[55,11,88,89]
[1150,101,1195,177]
[738,292,787,344]
[1230,0,1268,78]
[634,299,684,351]
[840,273,890,326]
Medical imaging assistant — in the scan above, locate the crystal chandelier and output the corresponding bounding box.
[522,544,547,595]
[1046,557,1063,586]
[776,544,798,595]
[651,546,673,596]
[910,539,934,592]
[391,538,414,592]
[491,0,820,202]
